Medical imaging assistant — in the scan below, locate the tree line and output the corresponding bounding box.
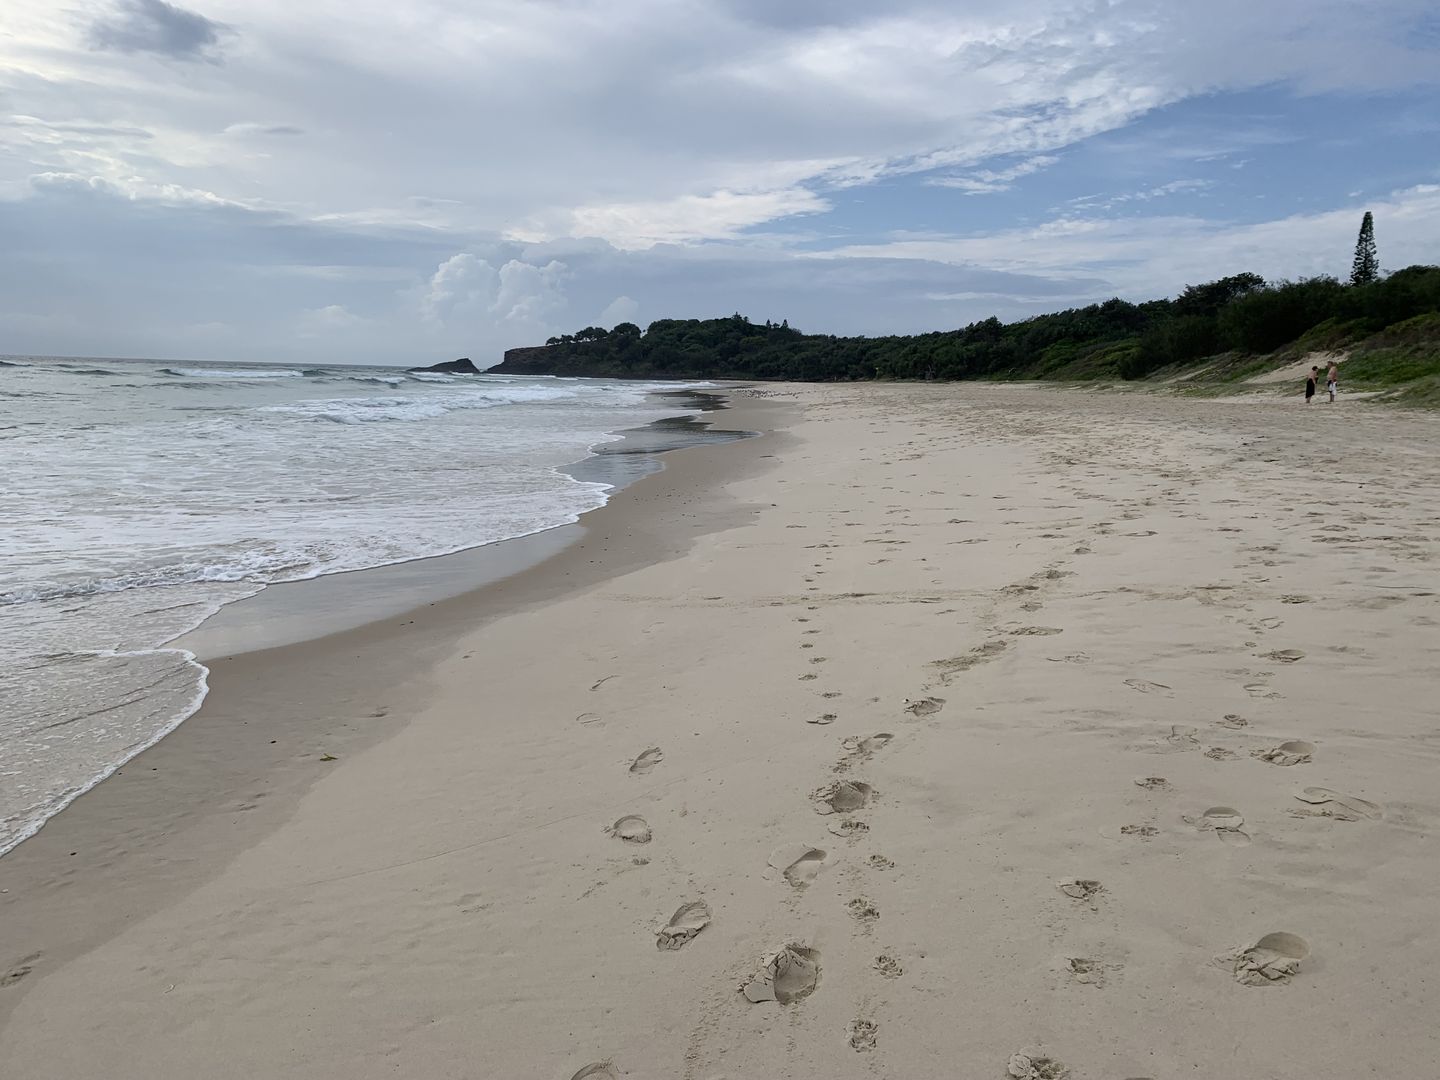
[499,216,1436,382]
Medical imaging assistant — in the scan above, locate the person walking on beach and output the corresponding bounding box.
[1327,360,1339,403]
[1306,366,1318,404]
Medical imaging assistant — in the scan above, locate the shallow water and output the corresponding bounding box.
[0,357,716,855]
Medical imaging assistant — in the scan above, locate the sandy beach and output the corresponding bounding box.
[3,383,1439,1079]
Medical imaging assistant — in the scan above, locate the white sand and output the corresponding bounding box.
[3,384,1439,1079]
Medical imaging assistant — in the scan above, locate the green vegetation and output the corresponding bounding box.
[496,265,1440,398]
[1351,211,1379,287]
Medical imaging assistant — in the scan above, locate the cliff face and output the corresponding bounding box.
[490,346,561,376]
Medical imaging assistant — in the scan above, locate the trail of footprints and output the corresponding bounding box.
[577,532,1386,1077]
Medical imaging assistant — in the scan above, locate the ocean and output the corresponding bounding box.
[0,356,723,856]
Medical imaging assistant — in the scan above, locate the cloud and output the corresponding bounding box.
[298,304,367,337]
[1065,178,1214,212]
[1,115,154,142]
[87,0,230,62]
[515,188,832,249]
[421,253,569,350]
[1,0,1438,362]
[927,155,1061,194]
[821,184,1440,297]
[223,122,304,138]
[599,295,640,326]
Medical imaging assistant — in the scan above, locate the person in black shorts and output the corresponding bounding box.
[1305,366,1318,404]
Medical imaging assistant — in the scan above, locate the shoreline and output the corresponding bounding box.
[175,389,750,659]
[0,391,790,1030]
[0,388,749,861]
[3,383,1439,1078]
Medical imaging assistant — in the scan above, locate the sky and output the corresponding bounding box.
[2,0,1439,366]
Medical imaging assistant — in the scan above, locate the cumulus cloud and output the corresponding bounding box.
[599,295,640,326]
[87,0,231,62]
[421,253,568,350]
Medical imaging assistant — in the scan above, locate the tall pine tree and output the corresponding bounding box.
[1350,211,1379,286]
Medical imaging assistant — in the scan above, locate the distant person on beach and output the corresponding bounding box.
[1306,367,1318,404]
[1327,361,1339,403]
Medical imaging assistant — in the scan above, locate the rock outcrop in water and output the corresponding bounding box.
[408,358,481,374]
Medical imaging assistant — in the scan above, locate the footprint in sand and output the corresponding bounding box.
[607,815,652,844]
[1058,879,1104,906]
[932,639,1008,677]
[847,896,880,923]
[1124,678,1172,695]
[828,818,870,839]
[1292,787,1381,820]
[768,844,827,888]
[1223,932,1310,986]
[1253,740,1314,766]
[1280,595,1312,604]
[739,944,821,1004]
[1243,683,1281,699]
[847,1018,878,1052]
[1065,957,1120,988]
[1136,725,1198,754]
[1205,746,1239,761]
[904,696,945,717]
[570,1063,618,1080]
[867,854,895,871]
[656,901,711,950]
[1186,806,1250,844]
[1119,824,1158,838]
[841,732,894,759]
[2,954,39,988]
[798,673,818,681]
[1133,776,1170,791]
[1008,1050,1070,1079]
[629,748,663,774]
[806,713,837,725]
[1010,626,1063,636]
[1262,649,1306,663]
[1218,713,1249,728]
[873,954,904,978]
[1166,725,1200,751]
[812,779,873,815]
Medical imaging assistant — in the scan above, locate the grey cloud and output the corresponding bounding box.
[718,0,925,30]
[223,122,305,137]
[88,0,230,62]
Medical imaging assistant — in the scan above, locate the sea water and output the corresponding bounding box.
[0,357,711,855]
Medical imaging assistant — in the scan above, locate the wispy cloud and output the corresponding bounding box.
[1065,178,1214,212]
[926,155,1061,194]
[223,122,304,138]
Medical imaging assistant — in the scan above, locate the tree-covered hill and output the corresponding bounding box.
[491,266,1440,394]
